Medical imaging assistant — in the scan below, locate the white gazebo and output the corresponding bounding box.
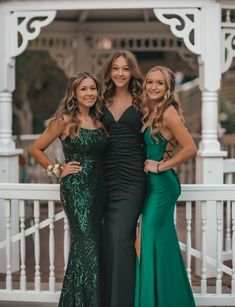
[0,0,235,305]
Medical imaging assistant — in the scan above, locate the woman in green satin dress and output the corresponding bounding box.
[29,72,108,307]
[134,66,197,307]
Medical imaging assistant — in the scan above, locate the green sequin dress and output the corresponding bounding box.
[58,128,108,307]
[134,128,196,307]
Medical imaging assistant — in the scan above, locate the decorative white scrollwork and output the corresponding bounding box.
[49,50,75,78]
[221,7,235,73]
[10,11,56,57]
[222,29,235,73]
[153,8,201,55]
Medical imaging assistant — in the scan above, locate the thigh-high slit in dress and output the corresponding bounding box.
[134,128,196,307]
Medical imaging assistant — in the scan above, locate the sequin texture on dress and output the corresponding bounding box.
[58,128,108,307]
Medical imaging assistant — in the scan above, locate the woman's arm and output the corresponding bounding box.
[29,118,66,169]
[29,118,82,178]
[144,106,197,173]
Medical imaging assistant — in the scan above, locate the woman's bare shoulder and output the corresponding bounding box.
[163,105,178,119]
[49,115,71,129]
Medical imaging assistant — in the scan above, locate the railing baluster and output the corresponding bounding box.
[5,199,12,291]
[48,200,55,292]
[232,201,235,295]
[225,173,233,184]
[201,200,207,295]
[226,9,231,22]
[64,215,70,272]
[216,201,223,294]
[226,200,232,251]
[34,200,41,291]
[19,200,26,291]
[225,174,232,251]
[186,201,192,283]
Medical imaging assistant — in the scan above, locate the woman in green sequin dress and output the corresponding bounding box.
[29,72,108,307]
[134,66,197,307]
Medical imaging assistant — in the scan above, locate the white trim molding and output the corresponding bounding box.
[222,29,235,73]
[10,10,56,57]
[1,1,206,12]
[154,8,201,55]
[221,6,235,73]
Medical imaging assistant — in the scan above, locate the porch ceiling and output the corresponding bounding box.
[55,8,156,23]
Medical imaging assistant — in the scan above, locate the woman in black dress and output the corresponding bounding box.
[102,50,146,307]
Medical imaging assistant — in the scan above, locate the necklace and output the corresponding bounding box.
[78,115,90,122]
[114,95,132,107]
[83,117,89,122]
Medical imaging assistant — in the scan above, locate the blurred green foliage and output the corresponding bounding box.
[13,51,67,134]
[219,99,235,133]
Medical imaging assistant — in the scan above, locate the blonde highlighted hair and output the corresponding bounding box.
[141,66,183,141]
[49,72,104,138]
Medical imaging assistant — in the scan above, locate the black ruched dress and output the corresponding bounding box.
[102,105,146,307]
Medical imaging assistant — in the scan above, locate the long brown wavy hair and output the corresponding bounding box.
[49,72,104,138]
[141,66,183,141]
[103,50,143,110]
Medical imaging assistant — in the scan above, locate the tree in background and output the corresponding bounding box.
[13,51,67,135]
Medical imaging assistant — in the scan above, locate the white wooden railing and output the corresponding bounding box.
[0,184,66,303]
[15,134,235,184]
[0,183,235,305]
[224,159,235,184]
[223,159,235,258]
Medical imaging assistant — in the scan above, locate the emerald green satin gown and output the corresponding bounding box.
[135,128,196,307]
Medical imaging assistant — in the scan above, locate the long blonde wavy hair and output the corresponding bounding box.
[49,72,104,138]
[141,66,183,141]
[103,50,143,110]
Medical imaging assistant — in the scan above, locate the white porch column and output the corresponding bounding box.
[0,4,56,273]
[0,6,22,273]
[196,89,226,185]
[154,1,226,277]
[196,1,226,276]
[0,92,21,274]
[0,91,22,181]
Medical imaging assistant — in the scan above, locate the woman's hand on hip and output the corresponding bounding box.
[144,159,165,173]
[144,159,159,173]
[60,161,82,178]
